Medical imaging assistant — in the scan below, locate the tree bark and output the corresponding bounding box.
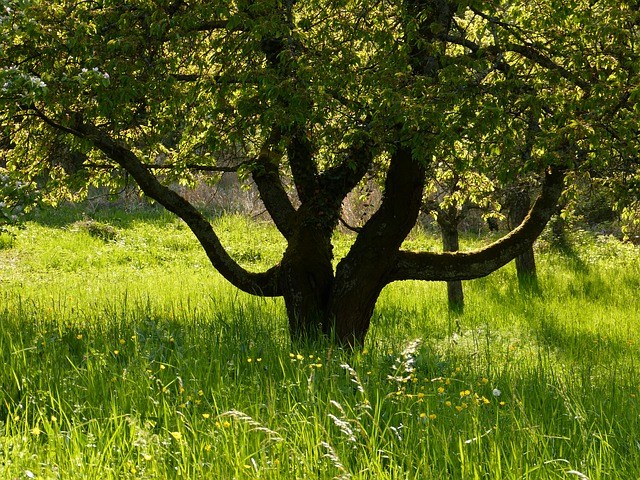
[437,206,464,313]
[389,167,565,283]
[329,145,427,346]
[507,186,538,291]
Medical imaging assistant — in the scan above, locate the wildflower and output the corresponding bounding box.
[143,453,152,461]
[419,412,427,419]
[481,377,489,384]
[204,444,212,452]
[50,415,57,422]
[445,401,452,407]
[256,358,262,362]
[455,406,463,412]
[223,421,231,428]
[170,431,182,441]
[113,350,119,355]
[202,413,210,419]
[247,358,253,363]
[492,388,501,397]
[159,364,166,370]
[460,390,471,397]
[429,414,437,420]
[119,339,126,345]
[296,354,304,360]
[31,426,41,436]
[437,387,445,394]
[76,334,83,340]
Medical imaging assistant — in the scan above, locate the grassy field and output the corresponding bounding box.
[1,206,639,479]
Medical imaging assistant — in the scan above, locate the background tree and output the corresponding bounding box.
[1,0,638,345]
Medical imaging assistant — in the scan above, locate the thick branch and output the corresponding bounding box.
[388,167,565,282]
[250,128,297,239]
[287,126,319,204]
[74,122,281,297]
[329,145,426,340]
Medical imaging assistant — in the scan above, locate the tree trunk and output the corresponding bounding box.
[278,218,336,341]
[437,207,464,313]
[507,187,538,291]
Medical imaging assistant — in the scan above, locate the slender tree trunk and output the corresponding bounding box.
[437,207,464,313]
[507,187,538,291]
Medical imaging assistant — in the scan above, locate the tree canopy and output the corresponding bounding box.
[1,0,639,344]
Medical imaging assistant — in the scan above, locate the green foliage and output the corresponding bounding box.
[1,208,639,478]
[0,169,38,234]
[1,0,638,188]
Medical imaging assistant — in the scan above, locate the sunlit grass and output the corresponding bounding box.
[1,206,639,478]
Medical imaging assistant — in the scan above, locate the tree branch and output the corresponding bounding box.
[250,128,297,239]
[72,121,282,297]
[388,166,565,282]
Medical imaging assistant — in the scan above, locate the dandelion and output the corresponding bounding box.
[437,387,445,394]
[429,414,437,420]
[296,354,304,360]
[492,388,501,397]
[114,350,119,355]
[202,413,211,419]
[419,412,427,419]
[31,426,41,436]
[445,401,452,407]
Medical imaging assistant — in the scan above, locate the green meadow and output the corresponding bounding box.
[1,206,639,479]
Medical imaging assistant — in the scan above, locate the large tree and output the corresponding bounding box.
[1,0,638,345]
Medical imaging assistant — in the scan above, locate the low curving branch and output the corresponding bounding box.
[73,121,282,297]
[388,166,565,283]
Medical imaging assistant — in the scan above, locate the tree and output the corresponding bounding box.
[1,0,638,345]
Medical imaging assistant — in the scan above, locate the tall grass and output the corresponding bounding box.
[0,207,639,479]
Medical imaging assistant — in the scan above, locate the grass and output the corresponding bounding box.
[1,205,639,479]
